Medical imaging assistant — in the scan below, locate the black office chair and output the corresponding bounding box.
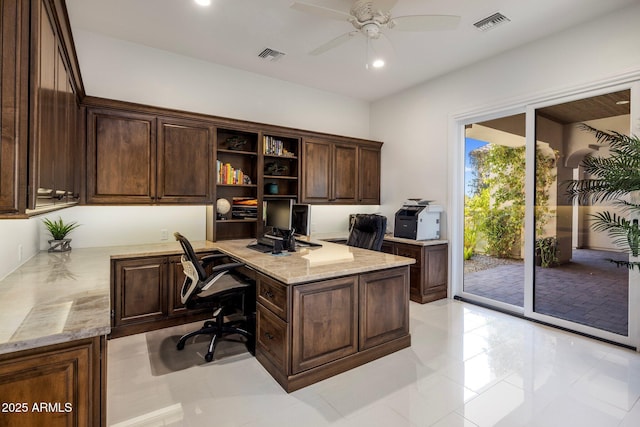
[174,232,254,362]
[346,214,387,251]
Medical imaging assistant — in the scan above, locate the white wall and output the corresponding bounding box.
[0,220,40,281]
[371,3,640,238]
[73,30,371,140]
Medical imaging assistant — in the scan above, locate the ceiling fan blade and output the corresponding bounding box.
[290,1,352,21]
[392,15,461,31]
[310,31,359,56]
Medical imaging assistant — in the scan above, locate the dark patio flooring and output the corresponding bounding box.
[463,249,630,335]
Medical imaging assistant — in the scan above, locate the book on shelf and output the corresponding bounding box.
[263,135,295,157]
[216,160,250,185]
[232,197,257,219]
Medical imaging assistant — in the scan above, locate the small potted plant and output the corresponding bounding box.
[43,217,80,252]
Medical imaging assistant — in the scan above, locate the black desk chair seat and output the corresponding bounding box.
[346,214,387,251]
[174,232,255,362]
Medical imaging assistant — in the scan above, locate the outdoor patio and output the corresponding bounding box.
[463,249,630,335]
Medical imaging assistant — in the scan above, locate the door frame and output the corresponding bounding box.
[449,72,640,348]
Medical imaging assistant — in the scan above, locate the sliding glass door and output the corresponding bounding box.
[455,85,638,347]
[463,114,526,311]
[531,90,633,340]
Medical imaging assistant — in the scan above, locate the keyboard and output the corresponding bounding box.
[247,243,273,253]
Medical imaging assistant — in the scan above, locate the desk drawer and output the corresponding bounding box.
[394,243,422,268]
[257,305,288,373]
[257,274,288,320]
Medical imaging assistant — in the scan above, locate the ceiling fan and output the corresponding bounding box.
[291,0,461,60]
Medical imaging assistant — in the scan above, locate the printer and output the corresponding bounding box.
[394,199,443,240]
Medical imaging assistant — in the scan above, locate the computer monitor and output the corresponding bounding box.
[264,199,293,231]
[291,204,311,237]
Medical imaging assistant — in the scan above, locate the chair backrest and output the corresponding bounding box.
[346,214,387,251]
[174,232,207,280]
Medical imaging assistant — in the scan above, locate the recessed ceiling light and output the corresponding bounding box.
[194,0,211,6]
[372,59,385,68]
[616,100,630,105]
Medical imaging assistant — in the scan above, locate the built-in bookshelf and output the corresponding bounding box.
[214,128,259,240]
[262,134,300,200]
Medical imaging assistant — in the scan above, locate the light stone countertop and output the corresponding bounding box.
[0,241,216,356]
[0,239,413,355]
[383,235,449,247]
[215,239,415,284]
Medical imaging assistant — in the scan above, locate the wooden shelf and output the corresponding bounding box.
[264,154,298,160]
[264,175,297,180]
[217,218,258,223]
[263,194,297,199]
[217,148,258,156]
[216,183,257,187]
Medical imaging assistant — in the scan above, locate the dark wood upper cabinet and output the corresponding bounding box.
[301,139,332,203]
[0,0,29,215]
[332,143,357,202]
[0,0,82,216]
[86,108,217,205]
[358,145,381,204]
[86,109,157,204]
[301,138,381,204]
[29,0,81,210]
[157,118,214,203]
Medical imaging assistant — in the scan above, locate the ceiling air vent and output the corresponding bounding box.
[258,48,286,62]
[473,12,510,32]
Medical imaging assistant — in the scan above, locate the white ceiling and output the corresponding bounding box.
[65,0,637,102]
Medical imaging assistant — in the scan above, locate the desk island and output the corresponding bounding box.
[0,239,414,425]
[215,239,415,392]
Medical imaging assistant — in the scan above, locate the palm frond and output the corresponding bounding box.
[590,211,640,256]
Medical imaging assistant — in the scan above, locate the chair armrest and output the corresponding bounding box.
[210,262,245,274]
[200,253,229,267]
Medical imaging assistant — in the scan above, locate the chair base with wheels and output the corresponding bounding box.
[177,305,255,362]
[174,232,255,362]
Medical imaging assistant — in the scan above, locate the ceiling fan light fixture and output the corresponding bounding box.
[371,58,385,68]
[365,37,385,70]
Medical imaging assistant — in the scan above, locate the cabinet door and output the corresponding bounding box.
[301,139,332,203]
[30,0,79,210]
[32,0,57,205]
[393,243,424,302]
[0,337,105,427]
[113,257,167,327]
[425,244,448,297]
[332,143,357,202]
[86,109,156,203]
[358,145,381,204]
[0,0,29,215]
[257,304,289,374]
[359,267,409,350]
[157,118,214,203]
[291,276,358,374]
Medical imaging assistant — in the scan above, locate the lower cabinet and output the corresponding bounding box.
[382,242,448,304]
[256,267,410,392]
[110,252,215,338]
[0,336,106,427]
[291,276,358,374]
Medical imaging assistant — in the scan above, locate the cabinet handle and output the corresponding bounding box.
[263,290,274,298]
[264,332,274,340]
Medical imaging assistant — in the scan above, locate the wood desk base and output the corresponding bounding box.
[254,266,411,392]
[257,334,411,393]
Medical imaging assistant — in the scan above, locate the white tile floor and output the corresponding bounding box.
[107,299,640,426]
